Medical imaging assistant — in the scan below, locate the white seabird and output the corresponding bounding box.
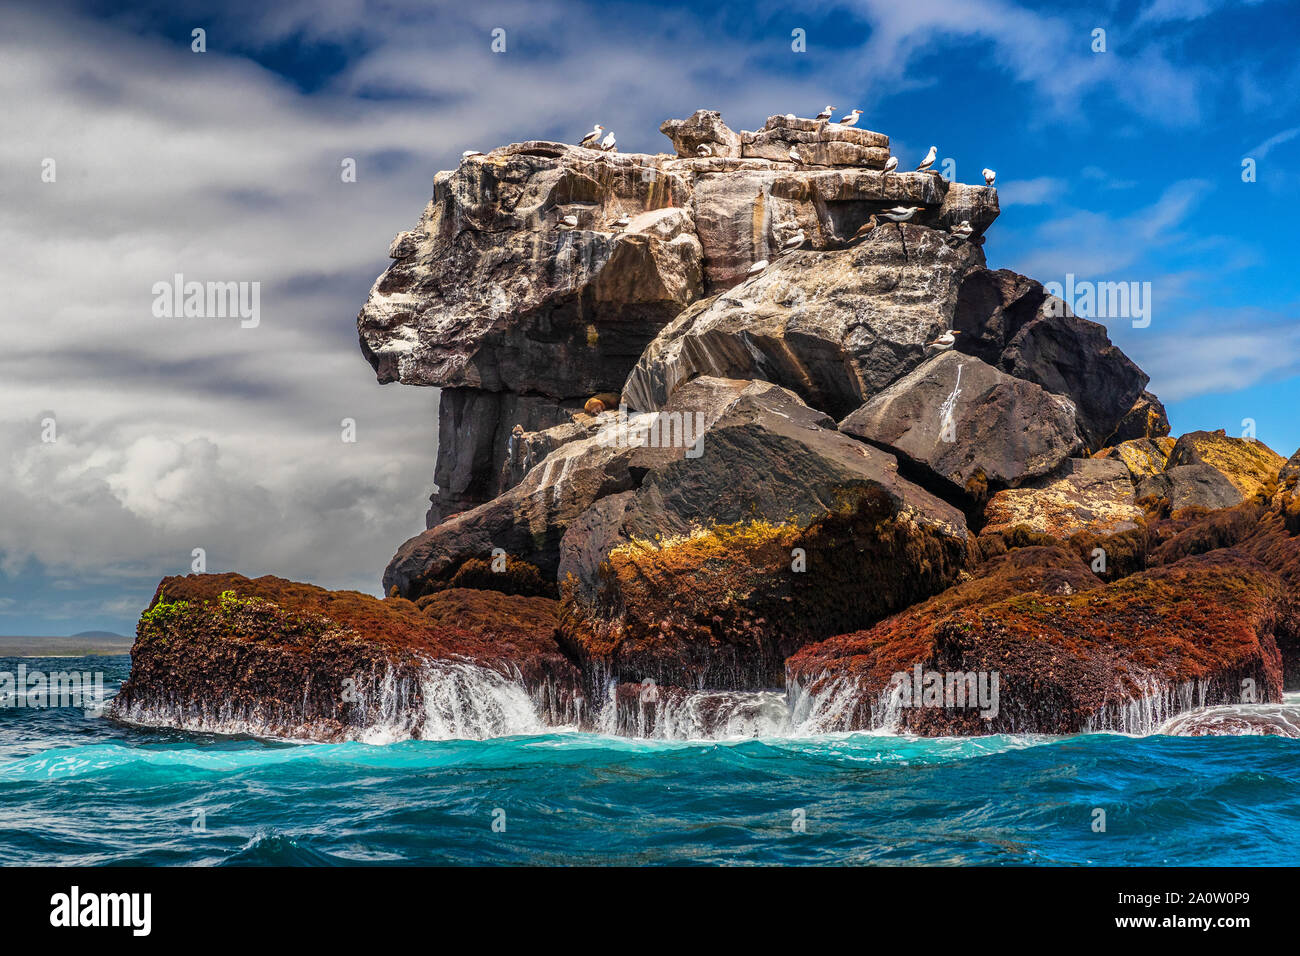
[462,150,484,158]
[883,155,899,172]
[579,124,604,147]
[782,230,805,251]
[816,105,836,121]
[926,330,962,350]
[917,146,937,171]
[747,260,769,275]
[880,206,919,222]
[789,146,804,164]
[614,214,630,228]
[838,108,863,127]
[983,167,997,186]
[600,131,617,151]
[949,220,974,239]
[560,214,579,229]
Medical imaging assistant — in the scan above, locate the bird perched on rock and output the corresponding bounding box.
[883,155,898,172]
[747,260,769,275]
[851,215,879,241]
[880,206,919,222]
[926,330,962,350]
[600,131,617,151]
[560,214,579,229]
[983,168,996,186]
[462,149,484,158]
[917,146,937,171]
[949,220,974,239]
[781,229,805,252]
[788,146,804,164]
[838,108,863,126]
[579,124,604,147]
[614,213,630,229]
[816,105,836,121]
[696,143,713,157]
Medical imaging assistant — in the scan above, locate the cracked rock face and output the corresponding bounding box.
[980,457,1144,538]
[384,376,968,609]
[359,123,1001,525]
[358,141,703,398]
[839,350,1083,495]
[952,268,1151,450]
[624,223,987,418]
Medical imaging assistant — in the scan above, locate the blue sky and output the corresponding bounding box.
[2,0,1298,634]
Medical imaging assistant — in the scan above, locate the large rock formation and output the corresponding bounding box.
[952,268,1152,450]
[553,379,971,690]
[787,547,1285,735]
[385,376,969,614]
[625,225,986,418]
[1165,429,1285,500]
[1137,463,1246,513]
[110,108,1300,744]
[111,574,580,740]
[360,114,1001,522]
[839,350,1083,495]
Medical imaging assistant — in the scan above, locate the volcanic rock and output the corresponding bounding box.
[624,224,986,418]
[1137,464,1246,513]
[660,109,742,158]
[1108,389,1172,443]
[430,389,585,525]
[739,113,890,167]
[358,142,702,397]
[787,548,1285,735]
[980,458,1143,538]
[387,376,968,608]
[687,167,951,291]
[1093,436,1175,482]
[952,268,1151,450]
[839,350,1083,495]
[1165,429,1285,499]
[110,574,579,741]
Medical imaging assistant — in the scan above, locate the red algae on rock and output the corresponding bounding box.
[111,573,579,741]
[787,546,1286,735]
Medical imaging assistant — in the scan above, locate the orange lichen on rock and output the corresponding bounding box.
[1167,429,1285,500]
[561,489,971,689]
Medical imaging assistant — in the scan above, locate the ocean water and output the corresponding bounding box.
[3,654,1300,866]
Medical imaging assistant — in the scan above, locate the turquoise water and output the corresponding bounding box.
[2,655,1299,865]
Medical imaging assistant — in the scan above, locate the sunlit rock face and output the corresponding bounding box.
[383,376,969,610]
[838,349,1083,496]
[358,114,1002,525]
[625,224,987,418]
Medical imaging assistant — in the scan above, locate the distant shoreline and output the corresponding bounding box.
[0,636,133,656]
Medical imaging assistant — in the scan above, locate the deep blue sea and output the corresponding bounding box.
[2,654,1299,865]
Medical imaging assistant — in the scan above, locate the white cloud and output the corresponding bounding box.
[998,177,1065,206]
[1247,126,1300,159]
